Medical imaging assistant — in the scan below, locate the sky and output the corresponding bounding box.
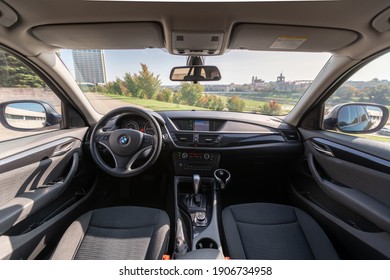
[60,49,390,85]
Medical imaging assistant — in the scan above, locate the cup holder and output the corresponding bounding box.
[196,238,218,249]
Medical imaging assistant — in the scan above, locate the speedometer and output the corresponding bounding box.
[144,122,155,135]
[122,120,140,130]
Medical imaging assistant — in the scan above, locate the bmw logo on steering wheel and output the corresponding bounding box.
[119,135,130,145]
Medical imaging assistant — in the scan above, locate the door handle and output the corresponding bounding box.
[311,141,335,157]
[52,141,75,157]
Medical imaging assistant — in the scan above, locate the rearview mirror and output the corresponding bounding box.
[323,103,389,134]
[0,100,62,131]
[170,65,221,82]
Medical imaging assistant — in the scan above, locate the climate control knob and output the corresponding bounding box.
[203,153,210,160]
[181,152,188,159]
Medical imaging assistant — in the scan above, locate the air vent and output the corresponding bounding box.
[174,133,194,143]
[199,134,220,144]
[280,131,300,141]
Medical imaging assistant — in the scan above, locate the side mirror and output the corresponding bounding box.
[170,65,221,82]
[0,101,62,131]
[324,103,389,134]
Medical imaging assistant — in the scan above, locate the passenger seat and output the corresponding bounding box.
[222,203,338,259]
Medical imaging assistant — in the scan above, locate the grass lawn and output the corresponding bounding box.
[208,93,292,114]
[103,92,293,115]
[103,93,207,111]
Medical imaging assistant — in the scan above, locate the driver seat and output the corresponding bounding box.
[51,206,170,260]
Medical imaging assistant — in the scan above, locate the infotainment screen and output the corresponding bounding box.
[193,120,209,131]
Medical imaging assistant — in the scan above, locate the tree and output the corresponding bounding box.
[155,88,173,103]
[173,92,182,104]
[204,95,224,110]
[133,63,161,99]
[370,85,390,105]
[161,87,173,102]
[226,95,245,112]
[180,82,204,105]
[196,94,210,108]
[258,100,282,115]
[0,51,45,88]
[105,78,123,95]
[214,97,225,111]
[123,72,138,97]
[330,85,356,104]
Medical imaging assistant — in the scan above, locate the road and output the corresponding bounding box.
[85,92,143,114]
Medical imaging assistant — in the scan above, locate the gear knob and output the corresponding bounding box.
[214,169,231,190]
[193,174,200,194]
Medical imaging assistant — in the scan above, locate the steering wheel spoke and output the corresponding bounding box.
[112,154,133,170]
[95,130,113,146]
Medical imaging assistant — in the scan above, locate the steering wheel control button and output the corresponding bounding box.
[143,135,153,145]
[98,134,110,141]
[119,135,130,145]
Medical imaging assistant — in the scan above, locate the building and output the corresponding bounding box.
[276,73,285,83]
[72,50,107,85]
[251,76,265,90]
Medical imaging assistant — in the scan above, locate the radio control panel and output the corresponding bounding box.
[173,151,220,176]
[178,151,215,161]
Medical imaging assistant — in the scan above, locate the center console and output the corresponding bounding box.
[173,160,231,259]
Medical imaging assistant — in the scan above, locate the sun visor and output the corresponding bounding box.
[0,1,18,27]
[229,24,359,52]
[31,22,164,49]
[372,7,390,33]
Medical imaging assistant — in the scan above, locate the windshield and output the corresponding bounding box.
[59,49,331,115]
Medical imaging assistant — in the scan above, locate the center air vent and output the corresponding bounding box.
[199,134,220,144]
[174,133,194,143]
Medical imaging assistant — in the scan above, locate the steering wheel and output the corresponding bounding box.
[90,106,162,177]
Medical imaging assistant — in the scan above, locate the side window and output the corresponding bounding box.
[0,48,62,142]
[324,52,390,143]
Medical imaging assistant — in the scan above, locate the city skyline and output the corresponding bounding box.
[60,49,390,85]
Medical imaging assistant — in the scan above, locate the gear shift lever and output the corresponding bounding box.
[193,174,200,195]
[191,174,202,207]
[214,169,231,190]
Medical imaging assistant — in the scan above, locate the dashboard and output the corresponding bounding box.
[160,110,303,175]
[97,110,303,176]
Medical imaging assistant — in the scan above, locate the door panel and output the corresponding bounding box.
[0,127,89,259]
[307,152,390,233]
[0,151,79,235]
[292,128,390,258]
[307,139,390,205]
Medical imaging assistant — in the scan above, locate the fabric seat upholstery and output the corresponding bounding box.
[51,206,170,260]
[222,203,338,259]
